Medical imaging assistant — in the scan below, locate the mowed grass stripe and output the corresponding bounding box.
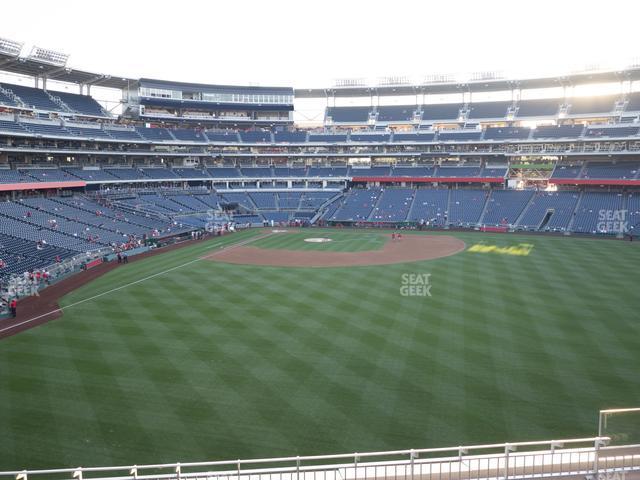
[252,231,388,252]
[0,230,639,469]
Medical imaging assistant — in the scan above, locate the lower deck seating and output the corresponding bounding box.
[329,188,382,222]
[407,189,449,225]
[572,192,625,234]
[517,192,579,231]
[369,188,414,222]
[448,190,489,226]
[482,190,534,226]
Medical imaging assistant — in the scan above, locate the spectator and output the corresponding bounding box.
[9,298,17,318]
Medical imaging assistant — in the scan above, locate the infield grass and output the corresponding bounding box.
[0,228,639,470]
[251,230,388,251]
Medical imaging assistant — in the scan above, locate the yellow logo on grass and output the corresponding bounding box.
[468,243,534,256]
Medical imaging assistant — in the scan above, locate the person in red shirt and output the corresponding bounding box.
[10,298,17,318]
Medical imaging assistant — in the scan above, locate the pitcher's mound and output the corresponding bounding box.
[304,237,333,243]
[206,234,465,267]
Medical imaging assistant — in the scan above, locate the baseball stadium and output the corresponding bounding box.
[0,2,640,479]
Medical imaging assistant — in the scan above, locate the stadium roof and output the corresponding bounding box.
[1,35,639,97]
[0,48,134,90]
[295,67,640,98]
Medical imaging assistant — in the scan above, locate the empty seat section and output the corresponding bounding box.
[585,126,639,138]
[105,128,144,141]
[568,95,617,115]
[467,101,511,119]
[205,131,240,142]
[421,103,462,121]
[533,125,584,139]
[581,162,639,180]
[173,168,210,178]
[308,133,348,142]
[140,168,180,179]
[573,192,624,234]
[393,132,436,142]
[170,129,207,142]
[449,190,488,226]
[329,188,382,222]
[517,192,579,231]
[407,189,449,225]
[438,131,482,141]
[369,188,414,222]
[50,91,106,116]
[103,169,147,181]
[376,105,416,122]
[274,131,307,142]
[436,166,482,177]
[136,127,174,141]
[350,133,390,142]
[484,127,531,140]
[482,190,534,226]
[516,98,560,117]
[240,131,272,143]
[1,83,59,111]
[207,167,241,178]
[326,106,371,123]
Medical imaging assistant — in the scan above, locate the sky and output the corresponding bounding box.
[2,0,640,89]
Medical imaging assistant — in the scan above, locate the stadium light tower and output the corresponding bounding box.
[0,37,24,57]
[28,45,69,67]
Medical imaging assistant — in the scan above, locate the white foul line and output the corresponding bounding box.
[0,232,272,335]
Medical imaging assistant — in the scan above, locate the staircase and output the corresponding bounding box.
[445,188,452,226]
[406,189,419,221]
[0,87,25,107]
[566,191,584,233]
[613,99,626,121]
[477,190,493,226]
[513,191,537,229]
[366,189,386,221]
[46,92,74,113]
[538,210,554,231]
[310,193,343,224]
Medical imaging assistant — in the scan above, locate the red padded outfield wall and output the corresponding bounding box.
[549,179,640,186]
[351,176,505,184]
[0,181,87,192]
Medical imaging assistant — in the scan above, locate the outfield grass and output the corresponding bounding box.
[1,229,639,470]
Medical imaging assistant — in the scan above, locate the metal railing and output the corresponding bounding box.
[599,407,640,438]
[2,437,640,480]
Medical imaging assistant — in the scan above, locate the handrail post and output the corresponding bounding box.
[598,411,604,437]
[237,459,241,480]
[16,470,27,480]
[176,462,181,480]
[458,447,467,480]
[504,444,516,480]
[130,466,138,480]
[73,467,83,480]
[296,456,301,480]
[354,453,359,480]
[410,449,416,480]
[593,439,601,477]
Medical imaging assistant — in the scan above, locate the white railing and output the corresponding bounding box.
[2,437,640,480]
[599,407,640,437]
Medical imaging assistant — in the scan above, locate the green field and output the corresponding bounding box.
[252,230,388,251]
[1,229,639,470]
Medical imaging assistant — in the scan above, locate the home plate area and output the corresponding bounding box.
[206,232,465,267]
